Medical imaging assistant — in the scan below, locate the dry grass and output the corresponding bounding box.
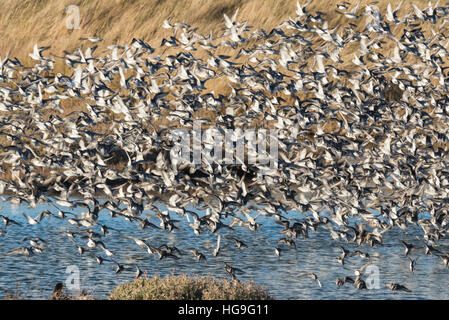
[0,0,283,58]
[0,0,440,103]
[0,0,433,64]
[0,0,440,100]
[0,0,446,182]
[108,274,273,300]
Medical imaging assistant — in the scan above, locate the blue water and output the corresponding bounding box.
[0,198,448,299]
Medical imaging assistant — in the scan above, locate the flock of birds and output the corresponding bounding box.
[2,0,449,296]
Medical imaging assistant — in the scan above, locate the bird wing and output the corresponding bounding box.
[386,3,394,21]
[298,272,312,278]
[411,3,424,19]
[223,13,233,29]
[32,44,40,59]
[6,247,27,255]
[395,1,403,13]
[296,1,305,17]
[231,8,239,22]
[351,0,361,14]
[216,235,221,249]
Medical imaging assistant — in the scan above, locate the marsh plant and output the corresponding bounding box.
[108,274,273,300]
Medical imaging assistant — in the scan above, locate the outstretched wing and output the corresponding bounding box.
[231,8,239,22]
[223,13,233,29]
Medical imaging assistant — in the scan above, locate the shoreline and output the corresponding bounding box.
[2,274,273,300]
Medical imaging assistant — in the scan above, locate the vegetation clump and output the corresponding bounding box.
[108,274,274,300]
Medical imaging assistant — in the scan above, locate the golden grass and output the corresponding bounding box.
[1,0,440,104]
[1,0,441,103]
[0,0,433,64]
[0,0,447,182]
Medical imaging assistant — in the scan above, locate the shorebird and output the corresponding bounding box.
[23,237,48,247]
[296,0,312,18]
[6,246,33,257]
[299,273,322,288]
[22,213,40,225]
[223,8,240,29]
[73,241,85,255]
[424,244,443,256]
[226,236,248,249]
[213,235,221,257]
[274,247,281,257]
[400,240,419,256]
[0,215,22,227]
[1,1,449,299]
[29,44,51,61]
[441,254,449,268]
[113,260,124,274]
[35,210,53,222]
[386,2,403,24]
[386,283,412,293]
[354,276,367,290]
[336,276,354,287]
[408,257,418,273]
[120,235,151,248]
[277,238,296,248]
[134,265,142,278]
[95,256,104,265]
[189,249,206,262]
[79,37,103,43]
[147,245,180,260]
[222,261,244,277]
[335,0,361,19]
